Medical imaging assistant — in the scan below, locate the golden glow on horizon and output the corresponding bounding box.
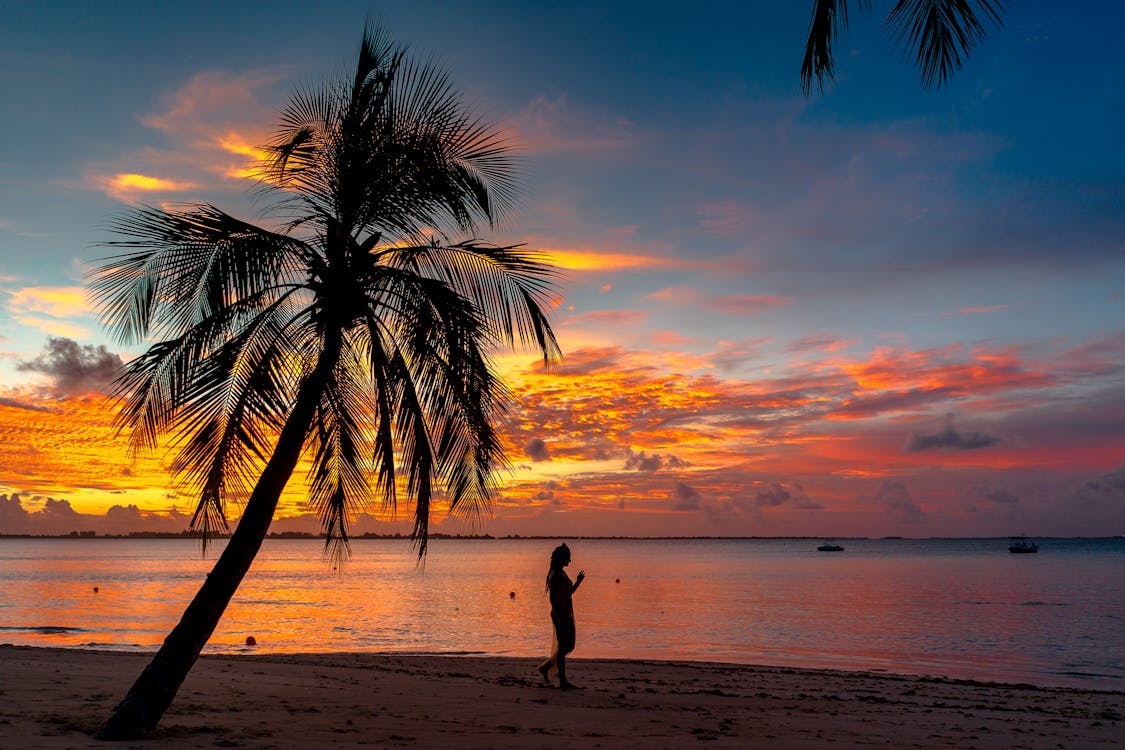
[4,333,1124,536]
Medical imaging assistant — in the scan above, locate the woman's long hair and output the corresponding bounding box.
[545,543,570,590]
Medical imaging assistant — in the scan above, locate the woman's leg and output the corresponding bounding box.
[537,654,554,682]
[538,629,557,682]
[556,620,577,688]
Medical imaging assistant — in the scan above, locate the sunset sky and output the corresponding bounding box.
[1,1,1123,538]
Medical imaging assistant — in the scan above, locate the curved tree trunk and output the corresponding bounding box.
[97,350,339,740]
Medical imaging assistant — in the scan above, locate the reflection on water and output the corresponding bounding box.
[0,537,1122,689]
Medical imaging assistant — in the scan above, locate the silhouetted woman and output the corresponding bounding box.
[537,543,585,689]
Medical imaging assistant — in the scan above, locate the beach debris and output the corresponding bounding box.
[245,636,257,646]
[510,591,516,599]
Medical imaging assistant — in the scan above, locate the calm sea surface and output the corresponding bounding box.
[1,537,1122,690]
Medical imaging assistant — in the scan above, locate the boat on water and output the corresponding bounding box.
[1008,538,1039,554]
[817,541,845,552]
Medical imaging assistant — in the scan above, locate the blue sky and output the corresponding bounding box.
[1,1,1123,536]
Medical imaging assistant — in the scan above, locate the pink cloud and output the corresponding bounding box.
[711,294,793,315]
[940,304,1010,318]
[82,67,286,201]
[646,286,791,315]
[141,68,286,138]
[507,95,637,155]
[695,198,764,236]
[562,309,650,328]
[785,334,857,354]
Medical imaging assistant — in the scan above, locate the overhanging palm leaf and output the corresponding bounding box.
[92,23,561,739]
[801,0,1005,95]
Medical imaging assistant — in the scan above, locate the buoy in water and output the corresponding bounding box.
[93,586,99,593]
[509,591,516,599]
[615,578,620,584]
[245,636,257,646]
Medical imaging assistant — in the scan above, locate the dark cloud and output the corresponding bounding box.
[39,497,82,520]
[874,481,925,524]
[983,489,1020,504]
[0,493,31,533]
[671,480,701,511]
[624,449,687,473]
[525,438,552,462]
[104,504,147,523]
[0,492,193,536]
[0,396,57,413]
[906,417,1000,453]
[1083,466,1125,493]
[749,482,823,510]
[17,336,122,396]
[754,483,791,507]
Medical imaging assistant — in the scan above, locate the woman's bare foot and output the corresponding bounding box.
[537,664,551,683]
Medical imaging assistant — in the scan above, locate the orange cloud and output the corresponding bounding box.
[833,344,1052,398]
[545,248,685,272]
[215,132,273,180]
[96,173,197,200]
[11,317,90,339]
[82,68,284,201]
[7,286,90,318]
[112,173,194,192]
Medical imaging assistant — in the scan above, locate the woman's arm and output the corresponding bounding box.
[572,569,585,592]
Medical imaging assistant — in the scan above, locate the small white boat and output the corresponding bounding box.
[817,541,845,552]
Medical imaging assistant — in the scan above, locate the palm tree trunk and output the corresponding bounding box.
[97,350,338,740]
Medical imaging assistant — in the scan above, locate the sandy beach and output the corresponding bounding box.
[0,645,1120,748]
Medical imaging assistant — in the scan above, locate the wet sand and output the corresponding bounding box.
[0,645,1120,748]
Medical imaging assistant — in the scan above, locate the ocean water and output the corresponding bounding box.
[0,537,1122,690]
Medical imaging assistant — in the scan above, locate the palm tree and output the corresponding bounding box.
[90,24,561,739]
[801,0,1006,95]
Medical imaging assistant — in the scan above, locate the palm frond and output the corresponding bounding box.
[885,0,1005,90]
[383,241,563,364]
[363,318,400,515]
[90,204,310,344]
[388,348,435,557]
[306,341,376,558]
[171,306,309,548]
[801,0,870,95]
